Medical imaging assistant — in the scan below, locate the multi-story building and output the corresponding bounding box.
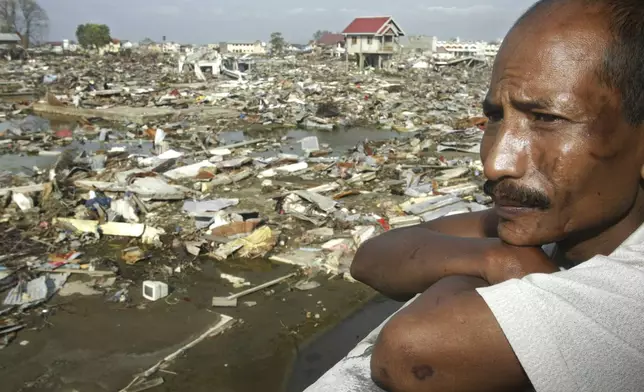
[342,16,405,69]
[433,37,501,60]
[219,41,266,55]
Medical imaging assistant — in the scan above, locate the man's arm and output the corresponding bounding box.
[351,210,499,300]
[416,208,499,238]
[370,276,533,392]
[351,209,559,300]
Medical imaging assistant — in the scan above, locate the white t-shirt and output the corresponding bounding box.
[304,225,644,392]
[477,224,644,392]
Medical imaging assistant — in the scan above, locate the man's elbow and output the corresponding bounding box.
[370,316,439,392]
[350,238,377,284]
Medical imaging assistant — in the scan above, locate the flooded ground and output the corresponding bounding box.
[0,114,410,392]
[0,115,151,173]
[286,296,402,391]
[0,114,410,174]
[0,232,400,392]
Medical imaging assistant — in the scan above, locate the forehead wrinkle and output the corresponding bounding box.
[490,32,612,119]
[510,90,583,111]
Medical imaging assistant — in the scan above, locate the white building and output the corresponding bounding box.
[162,42,181,53]
[433,37,501,60]
[61,39,79,52]
[220,41,266,55]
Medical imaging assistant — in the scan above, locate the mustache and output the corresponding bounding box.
[483,180,551,209]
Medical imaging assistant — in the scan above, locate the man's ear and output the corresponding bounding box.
[640,164,644,180]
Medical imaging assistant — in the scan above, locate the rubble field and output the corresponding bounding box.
[0,52,492,391]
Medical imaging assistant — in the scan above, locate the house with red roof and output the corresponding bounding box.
[342,16,405,68]
[315,32,345,57]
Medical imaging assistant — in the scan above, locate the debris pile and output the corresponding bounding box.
[1,52,490,132]
[0,51,493,351]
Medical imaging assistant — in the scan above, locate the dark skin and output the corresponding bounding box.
[351,3,644,392]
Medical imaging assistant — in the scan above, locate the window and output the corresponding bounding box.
[351,37,357,45]
[367,36,372,44]
[384,35,393,43]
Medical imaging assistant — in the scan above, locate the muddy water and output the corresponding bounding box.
[0,115,152,173]
[0,117,410,391]
[0,227,401,392]
[0,114,411,174]
[286,296,402,391]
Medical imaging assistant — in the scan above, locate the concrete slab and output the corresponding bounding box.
[168,82,210,89]
[32,103,238,123]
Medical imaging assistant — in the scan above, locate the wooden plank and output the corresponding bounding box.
[0,183,46,196]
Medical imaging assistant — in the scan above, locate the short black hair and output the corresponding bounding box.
[515,0,644,125]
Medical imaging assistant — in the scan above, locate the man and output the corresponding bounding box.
[304,0,644,391]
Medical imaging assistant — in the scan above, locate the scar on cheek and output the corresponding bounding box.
[412,365,435,381]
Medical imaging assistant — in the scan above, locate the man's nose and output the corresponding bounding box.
[483,129,528,181]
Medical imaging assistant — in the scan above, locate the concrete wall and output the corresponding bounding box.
[435,41,500,58]
[223,42,266,55]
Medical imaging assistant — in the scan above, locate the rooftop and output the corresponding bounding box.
[0,33,20,43]
[342,17,391,35]
[317,33,344,46]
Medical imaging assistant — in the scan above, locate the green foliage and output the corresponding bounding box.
[313,30,331,41]
[76,23,111,48]
[270,32,285,54]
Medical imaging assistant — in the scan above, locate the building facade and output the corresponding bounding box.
[342,16,405,69]
[219,41,266,55]
[0,33,20,49]
[433,37,501,60]
[315,32,345,57]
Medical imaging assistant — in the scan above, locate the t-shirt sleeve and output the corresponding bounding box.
[476,246,644,392]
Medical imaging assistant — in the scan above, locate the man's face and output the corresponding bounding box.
[481,9,644,246]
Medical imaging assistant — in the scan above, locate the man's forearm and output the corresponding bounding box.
[351,227,504,300]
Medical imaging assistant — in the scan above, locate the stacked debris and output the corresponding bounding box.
[0,49,495,349]
[0,51,491,133]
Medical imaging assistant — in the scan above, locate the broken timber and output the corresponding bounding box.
[32,103,239,123]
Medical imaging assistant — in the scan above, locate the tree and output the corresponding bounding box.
[313,30,332,42]
[0,0,17,34]
[140,37,155,46]
[76,23,111,49]
[270,32,285,55]
[0,0,48,48]
[16,0,47,46]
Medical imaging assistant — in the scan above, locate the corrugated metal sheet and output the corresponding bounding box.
[342,17,390,35]
[0,33,20,42]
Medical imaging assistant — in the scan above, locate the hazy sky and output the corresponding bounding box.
[42,0,537,44]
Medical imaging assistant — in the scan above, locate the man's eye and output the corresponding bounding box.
[534,113,562,122]
[486,112,503,122]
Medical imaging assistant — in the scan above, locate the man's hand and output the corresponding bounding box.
[481,243,560,285]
